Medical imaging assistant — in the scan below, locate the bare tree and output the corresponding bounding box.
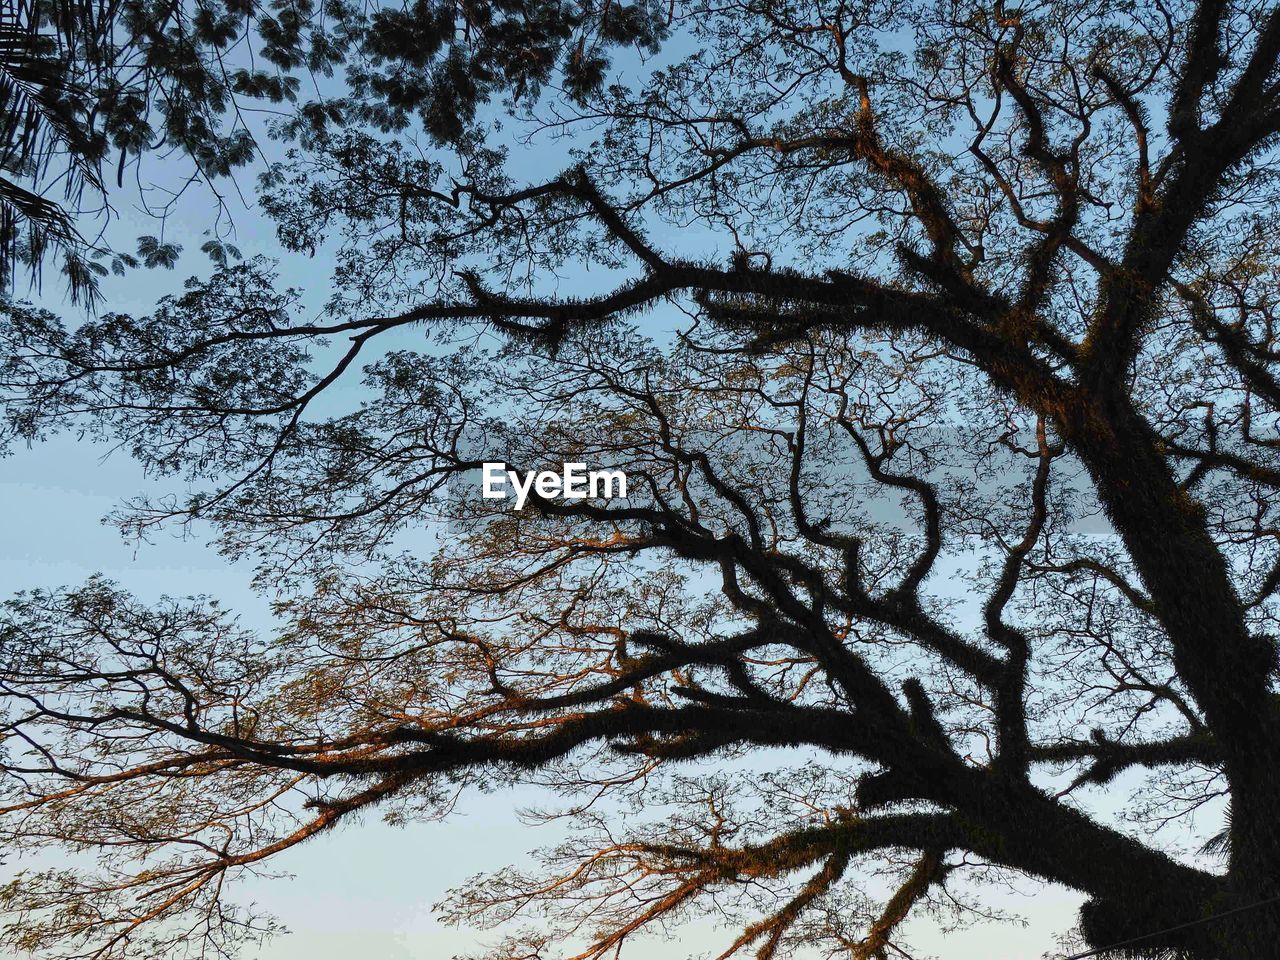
[2,1,1280,958]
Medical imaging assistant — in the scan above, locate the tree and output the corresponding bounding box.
[2,0,1280,957]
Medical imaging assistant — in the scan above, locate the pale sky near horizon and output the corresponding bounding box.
[0,41,1110,960]
[1,434,1090,960]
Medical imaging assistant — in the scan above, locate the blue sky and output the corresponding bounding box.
[0,49,1102,960]
[0,435,1089,958]
[0,216,1091,960]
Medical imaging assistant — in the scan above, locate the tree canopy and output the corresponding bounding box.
[0,0,664,303]
[3,1,1280,958]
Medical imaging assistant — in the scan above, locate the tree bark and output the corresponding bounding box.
[1062,387,1280,956]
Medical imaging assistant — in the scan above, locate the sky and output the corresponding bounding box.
[0,211,1094,960]
[0,35,1106,960]
[0,407,1091,960]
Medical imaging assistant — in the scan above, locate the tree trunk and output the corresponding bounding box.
[1064,390,1280,956]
